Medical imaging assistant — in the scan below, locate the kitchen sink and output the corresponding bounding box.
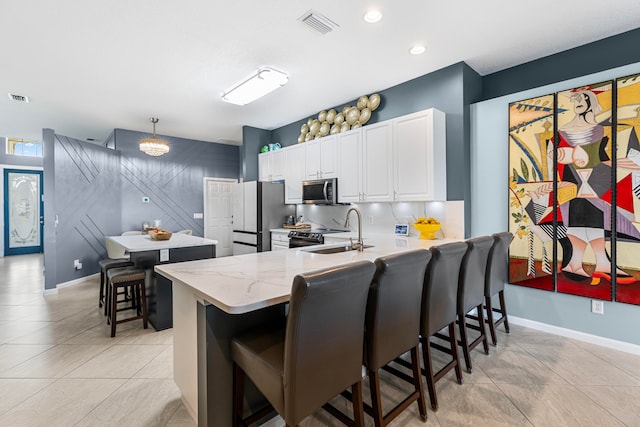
[303,244,374,254]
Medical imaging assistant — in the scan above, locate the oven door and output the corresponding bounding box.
[289,237,322,248]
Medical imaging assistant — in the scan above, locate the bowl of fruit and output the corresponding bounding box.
[149,229,173,241]
[413,217,441,240]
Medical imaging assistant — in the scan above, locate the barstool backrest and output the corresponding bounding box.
[105,238,126,259]
[283,260,376,425]
[485,232,514,297]
[458,236,494,314]
[366,250,431,370]
[421,242,468,336]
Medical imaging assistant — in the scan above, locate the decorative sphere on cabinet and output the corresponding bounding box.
[367,93,381,111]
[309,119,320,136]
[359,108,371,124]
[357,95,369,110]
[351,121,362,130]
[300,123,309,134]
[326,109,337,124]
[305,132,313,141]
[340,121,350,132]
[334,112,345,126]
[330,124,340,134]
[298,133,305,143]
[346,107,360,125]
[342,105,352,114]
[319,121,330,136]
[307,118,313,126]
[318,110,327,122]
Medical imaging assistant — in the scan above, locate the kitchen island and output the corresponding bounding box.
[107,233,217,330]
[155,234,457,426]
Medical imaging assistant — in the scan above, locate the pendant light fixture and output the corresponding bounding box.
[139,117,170,156]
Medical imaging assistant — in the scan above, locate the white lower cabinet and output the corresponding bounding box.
[270,231,290,251]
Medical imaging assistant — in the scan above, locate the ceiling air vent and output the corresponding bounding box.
[8,93,29,102]
[298,10,339,34]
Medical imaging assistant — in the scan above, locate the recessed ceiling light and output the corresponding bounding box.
[409,45,426,55]
[363,9,382,23]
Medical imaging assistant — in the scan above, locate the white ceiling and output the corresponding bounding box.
[2,1,640,146]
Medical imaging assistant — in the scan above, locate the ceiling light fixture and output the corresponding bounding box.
[139,118,170,157]
[222,67,289,106]
[363,9,382,23]
[409,45,426,55]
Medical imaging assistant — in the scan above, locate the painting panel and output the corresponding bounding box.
[508,94,555,291]
[555,81,613,301]
[615,73,640,305]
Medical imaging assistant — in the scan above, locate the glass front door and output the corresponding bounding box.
[4,169,43,255]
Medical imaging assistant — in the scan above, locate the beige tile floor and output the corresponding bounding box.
[1,254,639,426]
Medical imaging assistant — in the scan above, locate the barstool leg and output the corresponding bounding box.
[410,345,427,421]
[449,323,463,385]
[476,303,490,355]
[485,296,498,345]
[421,337,438,411]
[499,290,510,333]
[458,313,472,373]
[368,370,384,427]
[139,279,148,329]
[99,270,105,308]
[110,282,117,337]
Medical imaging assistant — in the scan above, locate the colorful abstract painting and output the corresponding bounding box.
[508,94,555,291]
[554,81,613,301]
[615,73,640,305]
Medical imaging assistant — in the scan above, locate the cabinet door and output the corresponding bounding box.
[284,144,305,204]
[320,135,338,178]
[258,152,271,182]
[394,109,446,201]
[304,139,321,180]
[361,121,393,202]
[337,129,362,203]
[231,183,244,230]
[270,149,285,181]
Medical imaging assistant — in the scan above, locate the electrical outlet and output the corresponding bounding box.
[73,259,82,270]
[368,215,374,224]
[591,299,604,315]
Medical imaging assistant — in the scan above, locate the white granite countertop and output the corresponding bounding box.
[107,234,218,253]
[155,234,458,315]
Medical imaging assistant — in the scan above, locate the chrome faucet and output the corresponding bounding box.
[344,207,364,251]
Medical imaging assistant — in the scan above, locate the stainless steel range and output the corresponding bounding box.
[288,229,343,248]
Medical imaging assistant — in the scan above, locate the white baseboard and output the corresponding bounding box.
[43,273,100,295]
[509,315,640,356]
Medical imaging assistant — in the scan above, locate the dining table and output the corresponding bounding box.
[106,233,217,330]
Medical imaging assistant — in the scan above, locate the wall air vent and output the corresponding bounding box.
[298,10,339,34]
[8,93,29,102]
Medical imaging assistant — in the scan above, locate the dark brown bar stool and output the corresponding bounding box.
[457,236,493,373]
[363,250,431,426]
[420,242,467,411]
[106,267,148,337]
[485,232,514,345]
[99,237,133,312]
[231,261,376,427]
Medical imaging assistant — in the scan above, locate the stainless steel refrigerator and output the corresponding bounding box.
[232,181,295,255]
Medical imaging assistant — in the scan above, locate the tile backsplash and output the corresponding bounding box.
[296,201,465,239]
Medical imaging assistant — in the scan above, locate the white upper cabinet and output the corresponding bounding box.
[258,150,285,182]
[393,108,446,201]
[361,121,394,202]
[283,144,305,204]
[337,129,362,203]
[304,135,338,180]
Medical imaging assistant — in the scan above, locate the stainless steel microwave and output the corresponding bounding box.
[302,178,338,204]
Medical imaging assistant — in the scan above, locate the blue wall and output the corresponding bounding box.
[43,129,239,289]
[472,61,640,346]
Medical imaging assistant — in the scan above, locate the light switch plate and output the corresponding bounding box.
[193,213,203,219]
[160,249,169,262]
